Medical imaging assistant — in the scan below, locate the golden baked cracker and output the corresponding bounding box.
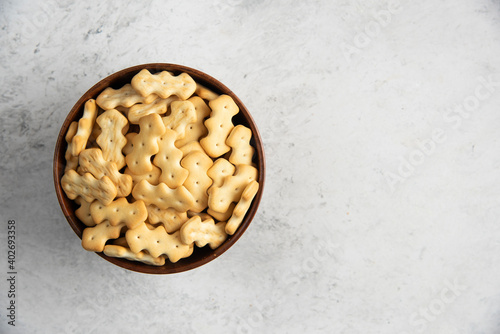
[125,222,193,262]
[207,164,257,213]
[225,180,259,235]
[103,245,165,266]
[144,222,157,230]
[86,122,102,149]
[174,96,211,148]
[75,165,85,175]
[195,83,219,101]
[146,205,189,233]
[180,216,227,249]
[207,202,235,222]
[125,113,166,174]
[187,211,213,221]
[200,95,239,158]
[177,141,206,157]
[131,179,195,212]
[71,99,98,157]
[112,236,129,247]
[153,128,189,188]
[162,100,197,139]
[128,95,179,124]
[125,165,161,188]
[79,148,133,198]
[131,69,196,100]
[61,169,117,205]
[207,158,235,188]
[90,197,147,229]
[64,121,79,171]
[122,132,136,156]
[96,83,157,110]
[180,151,213,213]
[226,124,255,166]
[96,109,129,170]
[75,197,96,227]
[81,221,125,252]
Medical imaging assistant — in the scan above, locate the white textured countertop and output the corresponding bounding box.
[1,0,500,333]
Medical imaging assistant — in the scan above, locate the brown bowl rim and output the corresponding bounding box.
[53,63,265,274]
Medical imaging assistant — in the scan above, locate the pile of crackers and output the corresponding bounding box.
[61,69,259,266]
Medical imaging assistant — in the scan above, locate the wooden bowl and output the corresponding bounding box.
[53,63,265,274]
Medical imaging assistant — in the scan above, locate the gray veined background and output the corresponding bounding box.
[1,0,500,333]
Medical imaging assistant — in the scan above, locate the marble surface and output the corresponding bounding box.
[1,0,500,333]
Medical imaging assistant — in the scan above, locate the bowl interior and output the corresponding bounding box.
[53,63,265,274]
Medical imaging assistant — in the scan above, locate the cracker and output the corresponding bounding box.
[207,202,235,222]
[81,221,125,252]
[124,165,162,188]
[207,164,258,213]
[86,122,102,149]
[131,180,195,212]
[153,129,189,188]
[125,113,166,174]
[90,197,147,229]
[127,95,179,124]
[187,211,213,221]
[146,205,189,233]
[225,180,259,235]
[162,100,197,139]
[96,83,157,110]
[79,148,133,198]
[71,99,98,157]
[177,141,206,157]
[180,151,213,213]
[111,236,129,247]
[207,158,235,188]
[61,169,117,205]
[75,166,85,175]
[75,197,96,227]
[195,83,219,101]
[200,95,239,158]
[125,222,194,262]
[145,222,157,230]
[131,69,196,100]
[180,216,227,249]
[174,96,211,148]
[122,132,137,156]
[64,121,79,171]
[226,124,255,166]
[95,108,129,169]
[103,245,165,266]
